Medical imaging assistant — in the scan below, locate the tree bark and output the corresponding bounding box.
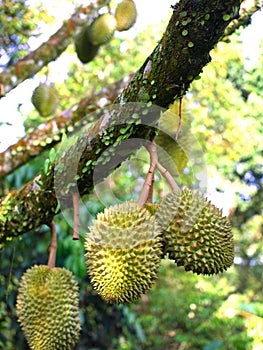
[0,0,242,245]
[0,75,133,179]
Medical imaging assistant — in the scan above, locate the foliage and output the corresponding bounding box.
[0,0,47,66]
[133,260,263,350]
[0,0,262,349]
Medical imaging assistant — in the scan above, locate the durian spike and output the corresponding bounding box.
[47,221,57,268]
[72,192,80,240]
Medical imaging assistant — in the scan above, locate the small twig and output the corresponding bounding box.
[176,96,183,140]
[72,192,80,240]
[156,161,180,192]
[47,221,57,268]
[138,141,158,207]
[146,173,154,204]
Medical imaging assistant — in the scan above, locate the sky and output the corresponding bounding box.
[0,1,263,153]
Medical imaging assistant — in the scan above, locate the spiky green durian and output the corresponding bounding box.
[88,13,117,46]
[115,0,137,31]
[85,201,163,304]
[31,83,58,117]
[16,265,81,350]
[155,188,234,275]
[74,25,100,63]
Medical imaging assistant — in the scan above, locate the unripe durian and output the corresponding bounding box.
[155,106,192,176]
[16,265,81,350]
[88,13,117,46]
[156,188,234,275]
[115,0,137,31]
[74,26,100,63]
[85,201,163,304]
[31,83,58,117]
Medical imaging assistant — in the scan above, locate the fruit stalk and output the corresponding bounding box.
[156,161,180,191]
[47,221,57,268]
[138,141,158,206]
[72,192,80,240]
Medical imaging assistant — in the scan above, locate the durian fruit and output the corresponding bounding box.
[31,83,58,117]
[85,201,163,304]
[115,0,137,31]
[16,265,81,350]
[155,132,189,176]
[88,13,117,46]
[155,104,192,176]
[155,188,234,275]
[74,25,100,64]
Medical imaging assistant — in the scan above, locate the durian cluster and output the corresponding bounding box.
[16,188,234,348]
[84,189,234,304]
[74,0,137,63]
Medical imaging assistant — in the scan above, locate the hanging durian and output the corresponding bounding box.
[85,201,163,304]
[74,25,100,64]
[87,13,117,46]
[115,0,137,31]
[155,188,234,275]
[16,265,81,350]
[31,83,58,117]
[155,102,192,176]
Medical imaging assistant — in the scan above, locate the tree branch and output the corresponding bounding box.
[223,0,263,39]
[119,0,242,107]
[0,1,102,95]
[0,0,242,245]
[0,75,133,179]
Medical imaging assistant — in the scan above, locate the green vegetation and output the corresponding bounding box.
[0,1,262,349]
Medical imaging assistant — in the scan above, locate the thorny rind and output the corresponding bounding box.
[0,0,242,245]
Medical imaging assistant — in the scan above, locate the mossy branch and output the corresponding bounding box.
[1,0,257,178]
[119,0,242,107]
[0,1,102,96]
[0,75,133,179]
[223,0,262,39]
[0,0,242,245]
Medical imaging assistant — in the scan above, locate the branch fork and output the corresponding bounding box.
[138,141,179,207]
